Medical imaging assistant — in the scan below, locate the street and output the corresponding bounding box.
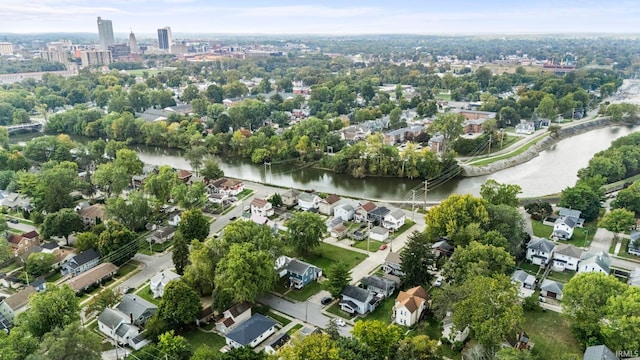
[116,252,173,291]
[6,220,37,233]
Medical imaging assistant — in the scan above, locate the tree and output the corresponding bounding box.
[85,288,122,315]
[352,320,404,359]
[26,323,101,360]
[113,148,143,175]
[17,285,79,338]
[92,162,130,198]
[559,183,602,222]
[484,204,527,257]
[25,252,55,277]
[201,157,224,181]
[220,220,281,255]
[0,325,39,360]
[395,335,442,360]
[158,280,201,328]
[105,190,152,231]
[97,221,137,265]
[424,194,489,242]
[177,209,209,242]
[601,286,640,352]
[172,231,189,275]
[33,161,79,213]
[183,240,219,296]
[535,94,557,121]
[612,181,640,216]
[428,112,464,154]
[286,211,325,256]
[599,208,636,240]
[144,166,179,202]
[171,182,207,209]
[325,318,341,341]
[452,275,524,348]
[524,200,553,221]
[325,261,352,298]
[270,193,283,207]
[75,231,99,252]
[480,180,522,207]
[279,333,340,360]
[185,145,208,176]
[214,243,277,303]
[563,272,626,345]
[443,241,515,285]
[400,231,436,287]
[40,208,83,245]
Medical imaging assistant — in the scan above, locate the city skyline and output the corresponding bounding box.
[1,0,639,35]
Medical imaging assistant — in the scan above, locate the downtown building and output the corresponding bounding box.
[157,27,173,51]
[97,17,115,50]
[80,50,112,67]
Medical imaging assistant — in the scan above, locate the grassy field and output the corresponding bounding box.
[614,237,640,261]
[134,283,160,305]
[286,281,324,302]
[469,134,547,166]
[182,329,226,352]
[545,270,576,283]
[531,221,553,238]
[326,302,355,320]
[127,69,168,76]
[363,296,395,324]
[394,220,416,236]
[118,262,138,277]
[300,243,366,270]
[523,310,582,360]
[352,239,380,252]
[518,261,544,276]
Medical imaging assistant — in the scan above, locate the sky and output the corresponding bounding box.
[1,0,639,36]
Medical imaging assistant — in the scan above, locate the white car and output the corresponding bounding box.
[434,276,443,287]
[335,319,346,327]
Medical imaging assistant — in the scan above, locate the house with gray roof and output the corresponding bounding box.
[0,286,36,324]
[553,244,583,272]
[553,208,585,240]
[115,294,158,326]
[363,275,396,298]
[511,270,536,290]
[334,202,355,221]
[98,308,151,350]
[369,226,390,242]
[146,226,176,245]
[540,279,564,300]
[275,256,322,289]
[383,251,404,276]
[526,237,556,266]
[340,285,379,315]
[369,206,390,225]
[225,314,277,349]
[583,345,619,360]
[61,248,100,276]
[629,230,640,256]
[579,252,611,275]
[149,269,181,298]
[297,192,321,210]
[383,208,406,231]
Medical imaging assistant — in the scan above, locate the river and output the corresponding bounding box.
[11,125,638,201]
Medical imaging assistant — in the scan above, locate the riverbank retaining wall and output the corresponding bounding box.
[460,118,613,177]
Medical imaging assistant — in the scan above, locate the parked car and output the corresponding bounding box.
[379,244,388,251]
[335,319,346,327]
[321,296,333,305]
[8,219,18,224]
[229,216,237,221]
[434,276,443,287]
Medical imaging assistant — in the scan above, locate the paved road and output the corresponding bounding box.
[589,228,639,271]
[116,252,173,292]
[6,220,37,233]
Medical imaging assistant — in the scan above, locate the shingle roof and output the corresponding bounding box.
[3,286,36,311]
[370,226,389,235]
[341,285,370,302]
[385,252,402,265]
[323,194,341,205]
[363,275,395,292]
[78,204,105,221]
[284,258,317,275]
[395,286,428,313]
[67,262,118,292]
[558,208,582,219]
[527,237,556,253]
[228,302,251,318]
[298,192,318,203]
[580,252,612,273]
[583,345,619,360]
[40,242,59,250]
[540,279,564,295]
[554,244,582,258]
[116,294,157,320]
[386,208,405,220]
[251,198,269,208]
[21,231,39,239]
[71,248,101,267]
[370,206,390,218]
[115,322,132,337]
[225,314,277,346]
[359,202,377,212]
[98,308,127,330]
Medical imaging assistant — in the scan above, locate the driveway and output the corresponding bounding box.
[258,294,352,337]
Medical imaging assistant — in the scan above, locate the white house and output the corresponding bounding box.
[319,194,341,216]
[369,226,390,242]
[552,208,585,240]
[392,286,429,327]
[552,244,583,272]
[629,231,640,256]
[515,120,535,135]
[297,192,321,210]
[225,314,277,349]
[334,203,355,221]
[579,252,611,274]
[98,308,150,350]
[0,287,35,324]
[442,312,469,343]
[363,275,396,299]
[250,198,274,217]
[149,269,181,298]
[383,252,404,276]
[340,285,378,315]
[511,270,536,290]
[216,302,252,334]
[383,208,406,231]
[168,214,181,227]
[526,237,556,265]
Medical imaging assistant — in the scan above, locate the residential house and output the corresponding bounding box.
[66,262,118,294]
[216,302,252,334]
[363,275,396,298]
[0,286,36,324]
[383,252,404,276]
[553,208,585,240]
[369,226,390,242]
[629,230,640,256]
[334,203,355,221]
[207,177,244,196]
[297,192,321,211]
[368,206,390,225]
[628,268,640,288]
[456,110,496,134]
[511,270,536,290]
[60,248,100,276]
[149,269,181,298]
[78,204,106,227]
[428,134,444,153]
[540,279,564,300]
[330,224,348,239]
[6,231,41,257]
[526,237,556,266]
[392,286,429,327]
[442,312,470,343]
[583,345,619,360]
[225,314,277,349]
[383,208,406,231]
[553,244,583,272]
[250,198,274,217]
[177,170,192,183]
[146,226,176,245]
[275,256,322,289]
[281,189,300,207]
[40,241,60,254]
[168,214,181,227]
[115,294,158,326]
[515,120,535,135]
[98,308,150,351]
[339,285,379,315]
[248,213,277,229]
[383,125,425,145]
[432,239,454,258]
[355,202,377,222]
[0,191,32,212]
[319,194,341,216]
[325,217,343,232]
[579,252,611,274]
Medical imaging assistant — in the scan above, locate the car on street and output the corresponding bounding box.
[321,296,333,305]
[229,216,237,221]
[8,219,18,224]
[335,319,346,327]
[379,244,388,251]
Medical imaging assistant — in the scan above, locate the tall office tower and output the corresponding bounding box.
[129,30,139,54]
[97,17,115,50]
[157,27,172,50]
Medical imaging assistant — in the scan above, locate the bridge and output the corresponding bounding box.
[4,122,43,134]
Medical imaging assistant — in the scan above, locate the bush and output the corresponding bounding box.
[523,295,542,312]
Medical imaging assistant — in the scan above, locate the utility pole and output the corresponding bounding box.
[424,180,428,210]
[488,134,492,154]
[500,128,504,149]
[411,189,416,221]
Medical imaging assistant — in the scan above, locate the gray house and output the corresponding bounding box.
[276,257,322,289]
[225,314,277,349]
[540,279,564,300]
[340,285,379,315]
[583,345,619,360]
[383,252,404,276]
[61,248,100,276]
[363,275,396,298]
[115,294,158,326]
[526,237,556,266]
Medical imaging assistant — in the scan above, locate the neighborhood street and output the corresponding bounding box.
[6,220,37,233]
[117,252,173,291]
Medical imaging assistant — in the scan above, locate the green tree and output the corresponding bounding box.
[452,275,524,348]
[158,280,201,328]
[219,220,281,254]
[201,157,224,181]
[599,208,636,240]
[395,335,442,360]
[113,148,143,175]
[177,209,209,242]
[26,323,101,360]
[181,84,200,103]
[0,126,8,149]
[25,252,55,277]
[33,161,79,213]
[105,190,152,231]
[183,240,219,296]
[524,200,553,221]
[563,272,626,345]
[144,166,179,202]
[428,112,464,154]
[214,243,277,303]
[559,183,602,222]
[85,288,122,315]
[495,347,537,360]
[185,145,208,176]
[484,204,527,257]
[400,231,436,287]
[40,208,83,246]
[270,193,283,207]
[325,261,352,298]
[92,162,130,198]
[279,333,340,360]
[75,231,99,252]
[97,221,137,265]
[424,194,489,242]
[480,179,522,207]
[443,241,515,285]
[172,231,189,275]
[17,285,80,338]
[612,181,640,216]
[0,326,39,360]
[171,182,207,209]
[601,286,640,352]
[286,211,325,256]
[157,330,193,360]
[535,94,558,121]
[352,320,404,359]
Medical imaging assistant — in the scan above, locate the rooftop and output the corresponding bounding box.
[225,314,277,346]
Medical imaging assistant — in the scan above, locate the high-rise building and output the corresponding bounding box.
[129,31,139,54]
[0,42,14,55]
[97,17,115,50]
[39,50,69,65]
[80,50,112,67]
[157,27,172,50]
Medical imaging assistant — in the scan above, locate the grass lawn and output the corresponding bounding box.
[518,261,544,276]
[300,243,366,270]
[267,310,292,326]
[135,283,161,305]
[615,238,640,261]
[531,221,553,238]
[236,189,254,200]
[393,220,415,237]
[523,310,582,360]
[45,271,62,283]
[363,296,395,324]
[286,281,324,302]
[287,323,303,335]
[117,262,138,277]
[545,270,576,283]
[352,239,380,252]
[469,134,547,166]
[182,329,226,352]
[326,302,355,320]
[0,260,20,273]
[127,69,167,76]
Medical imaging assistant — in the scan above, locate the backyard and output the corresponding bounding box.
[181,329,226,353]
[522,309,582,360]
[530,220,595,247]
[545,270,576,283]
[299,243,366,270]
[363,296,395,324]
